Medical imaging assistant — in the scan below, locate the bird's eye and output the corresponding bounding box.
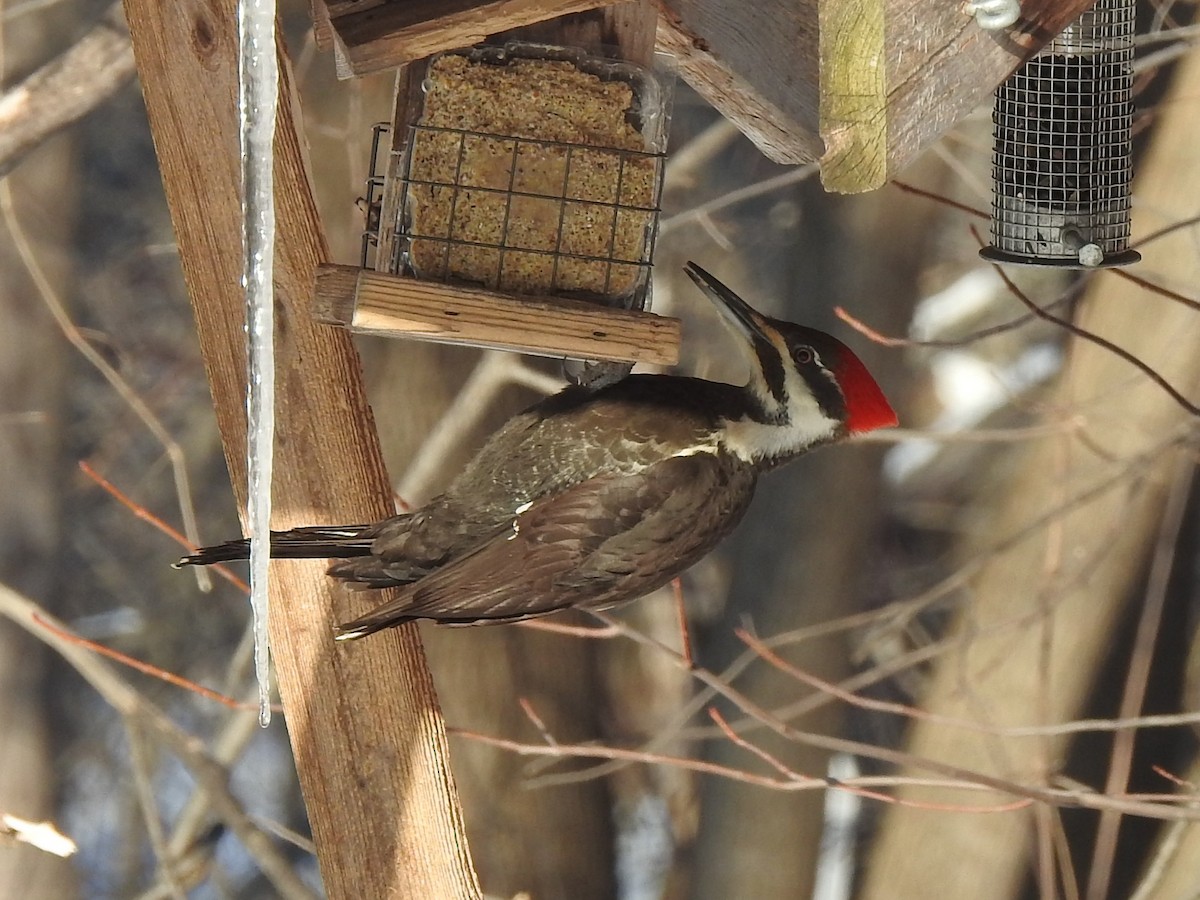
[794,345,815,365]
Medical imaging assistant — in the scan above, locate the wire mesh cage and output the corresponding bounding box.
[358,43,672,386]
[393,124,664,302]
[982,0,1139,268]
[359,45,669,303]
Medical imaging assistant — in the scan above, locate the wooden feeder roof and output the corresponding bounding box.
[314,0,1102,192]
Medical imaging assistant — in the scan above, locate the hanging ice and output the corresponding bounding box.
[238,0,278,727]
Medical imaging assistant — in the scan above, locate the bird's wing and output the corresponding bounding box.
[334,452,757,637]
[344,378,734,581]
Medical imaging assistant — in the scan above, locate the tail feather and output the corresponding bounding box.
[175,525,377,567]
[333,611,418,642]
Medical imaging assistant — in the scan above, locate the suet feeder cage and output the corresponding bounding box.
[390,45,666,300]
[982,0,1139,269]
[313,6,680,386]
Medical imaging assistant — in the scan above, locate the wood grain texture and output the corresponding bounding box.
[314,264,681,365]
[819,0,1100,192]
[656,0,823,165]
[327,0,622,75]
[654,0,1098,188]
[817,0,884,190]
[122,1,480,896]
[311,0,334,51]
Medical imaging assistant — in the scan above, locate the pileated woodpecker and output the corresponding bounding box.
[178,263,897,638]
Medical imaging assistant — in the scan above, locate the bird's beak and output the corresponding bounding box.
[684,262,774,347]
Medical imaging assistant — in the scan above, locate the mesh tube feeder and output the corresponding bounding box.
[982,0,1139,269]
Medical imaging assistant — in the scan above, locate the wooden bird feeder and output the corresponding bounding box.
[310,0,1107,381]
[311,1,679,385]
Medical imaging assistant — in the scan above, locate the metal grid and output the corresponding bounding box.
[388,124,665,306]
[984,0,1139,268]
[359,123,389,270]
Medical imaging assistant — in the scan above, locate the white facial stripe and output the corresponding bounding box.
[720,403,838,463]
[721,330,841,463]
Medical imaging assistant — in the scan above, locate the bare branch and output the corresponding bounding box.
[0,2,136,177]
[1087,461,1195,899]
[0,179,211,591]
[0,582,316,899]
[976,227,1200,418]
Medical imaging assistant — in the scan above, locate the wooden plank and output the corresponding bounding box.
[819,0,1100,192]
[655,0,1099,189]
[327,0,623,76]
[314,265,681,366]
[311,0,334,51]
[656,0,823,165]
[121,2,481,897]
[817,0,884,188]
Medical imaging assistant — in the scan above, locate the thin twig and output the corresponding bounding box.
[0,180,212,590]
[0,582,315,899]
[738,626,1200,740]
[456,723,1030,811]
[517,617,623,638]
[835,285,1081,350]
[575,617,1194,818]
[708,707,816,783]
[79,461,248,593]
[890,180,989,220]
[126,718,188,900]
[31,613,276,713]
[975,225,1200,417]
[1130,213,1200,251]
[458,719,1195,819]
[671,577,693,668]
[518,697,558,748]
[1112,268,1200,312]
[0,2,136,177]
[1087,461,1194,900]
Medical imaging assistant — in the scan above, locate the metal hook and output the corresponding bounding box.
[965,0,1021,31]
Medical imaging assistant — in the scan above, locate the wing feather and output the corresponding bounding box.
[334,453,756,637]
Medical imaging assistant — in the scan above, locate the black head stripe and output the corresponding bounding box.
[808,362,847,423]
[784,329,849,424]
[752,333,788,414]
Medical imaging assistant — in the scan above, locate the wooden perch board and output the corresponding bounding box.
[317,0,625,75]
[314,265,681,366]
[122,1,480,897]
[655,0,1098,190]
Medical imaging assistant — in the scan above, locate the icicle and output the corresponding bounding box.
[238,0,278,727]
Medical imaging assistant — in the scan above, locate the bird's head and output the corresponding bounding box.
[684,262,897,466]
